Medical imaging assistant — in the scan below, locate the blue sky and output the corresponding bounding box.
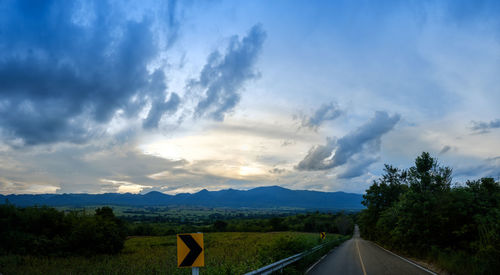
[1,0,499,194]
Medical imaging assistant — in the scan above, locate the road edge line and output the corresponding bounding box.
[305,238,348,274]
[305,251,329,274]
[370,242,438,275]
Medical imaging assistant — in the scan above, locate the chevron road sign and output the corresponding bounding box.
[177,233,204,268]
[320,232,326,240]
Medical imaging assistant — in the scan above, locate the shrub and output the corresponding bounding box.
[0,205,126,256]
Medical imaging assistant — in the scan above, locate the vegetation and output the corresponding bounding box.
[212,211,354,235]
[0,202,354,274]
[358,152,500,275]
[0,232,347,275]
[0,205,126,256]
[121,209,355,236]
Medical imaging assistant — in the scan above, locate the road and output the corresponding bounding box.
[307,226,435,275]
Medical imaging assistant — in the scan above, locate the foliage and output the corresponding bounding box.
[358,152,500,274]
[123,210,355,236]
[217,211,355,235]
[0,205,126,256]
[0,232,346,275]
[0,202,353,274]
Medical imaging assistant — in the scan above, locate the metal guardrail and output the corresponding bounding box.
[244,241,334,275]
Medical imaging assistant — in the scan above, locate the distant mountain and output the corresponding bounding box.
[0,186,364,210]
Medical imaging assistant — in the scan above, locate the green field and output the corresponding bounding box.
[0,232,347,275]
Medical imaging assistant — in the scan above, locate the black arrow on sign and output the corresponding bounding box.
[179,234,202,267]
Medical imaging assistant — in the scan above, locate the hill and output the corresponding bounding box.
[0,185,364,209]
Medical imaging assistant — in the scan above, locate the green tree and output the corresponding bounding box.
[357,152,500,274]
[391,153,452,253]
[335,213,353,235]
[360,164,408,239]
[213,220,228,231]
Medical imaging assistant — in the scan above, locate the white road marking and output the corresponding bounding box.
[305,251,329,274]
[371,242,438,275]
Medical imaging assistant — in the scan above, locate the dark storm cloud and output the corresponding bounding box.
[471,119,500,133]
[0,0,180,145]
[142,70,181,129]
[296,111,400,171]
[188,24,266,121]
[302,102,343,129]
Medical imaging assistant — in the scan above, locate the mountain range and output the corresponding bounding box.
[0,186,364,209]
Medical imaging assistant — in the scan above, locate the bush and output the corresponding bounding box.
[0,205,126,256]
[213,220,228,231]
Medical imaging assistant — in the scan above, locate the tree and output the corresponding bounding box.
[69,207,126,255]
[335,214,353,235]
[407,152,451,193]
[390,153,452,253]
[213,220,228,231]
[357,152,500,274]
[360,164,408,239]
[269,217,287,231]
[0,205,127,256]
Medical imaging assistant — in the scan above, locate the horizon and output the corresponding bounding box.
[1,0,500,195]
[1,184,361,196]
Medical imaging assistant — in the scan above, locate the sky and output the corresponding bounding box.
[1,0,500,195]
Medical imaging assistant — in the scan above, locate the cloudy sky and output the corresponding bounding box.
[1,0,500,195]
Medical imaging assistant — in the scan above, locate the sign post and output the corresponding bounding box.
[177,233,204,274]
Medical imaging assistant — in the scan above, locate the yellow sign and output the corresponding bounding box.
[177,233,204,267]
[320,232,326,240]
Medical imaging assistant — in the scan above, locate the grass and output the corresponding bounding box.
[0,232,346,275]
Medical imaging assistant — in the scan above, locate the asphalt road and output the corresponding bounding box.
[307,226,435,275]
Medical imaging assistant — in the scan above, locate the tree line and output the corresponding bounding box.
[128,211,354,236]
[0,205,126,256]
[211,211,354,235]
[358,152,500,274]
[1,201,354,256]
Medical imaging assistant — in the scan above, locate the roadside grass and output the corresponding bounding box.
[371,242,498,275]
[427,246,499,275]
[0,232,346,275]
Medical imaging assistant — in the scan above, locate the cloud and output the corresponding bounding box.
[0,136,278,194]
[295,137,337,171]
[439,145,451,154]
[281,139,296,147]
[302,102,343,129]
[142,70,181,129]
[188,24,266,121]
[269,167,286,174]
[0,0,181,145]
[337,156,379,179]
[471,119,500,133]
[0,141,192,194]
[454,156,500,179]
[296,111,400,171]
